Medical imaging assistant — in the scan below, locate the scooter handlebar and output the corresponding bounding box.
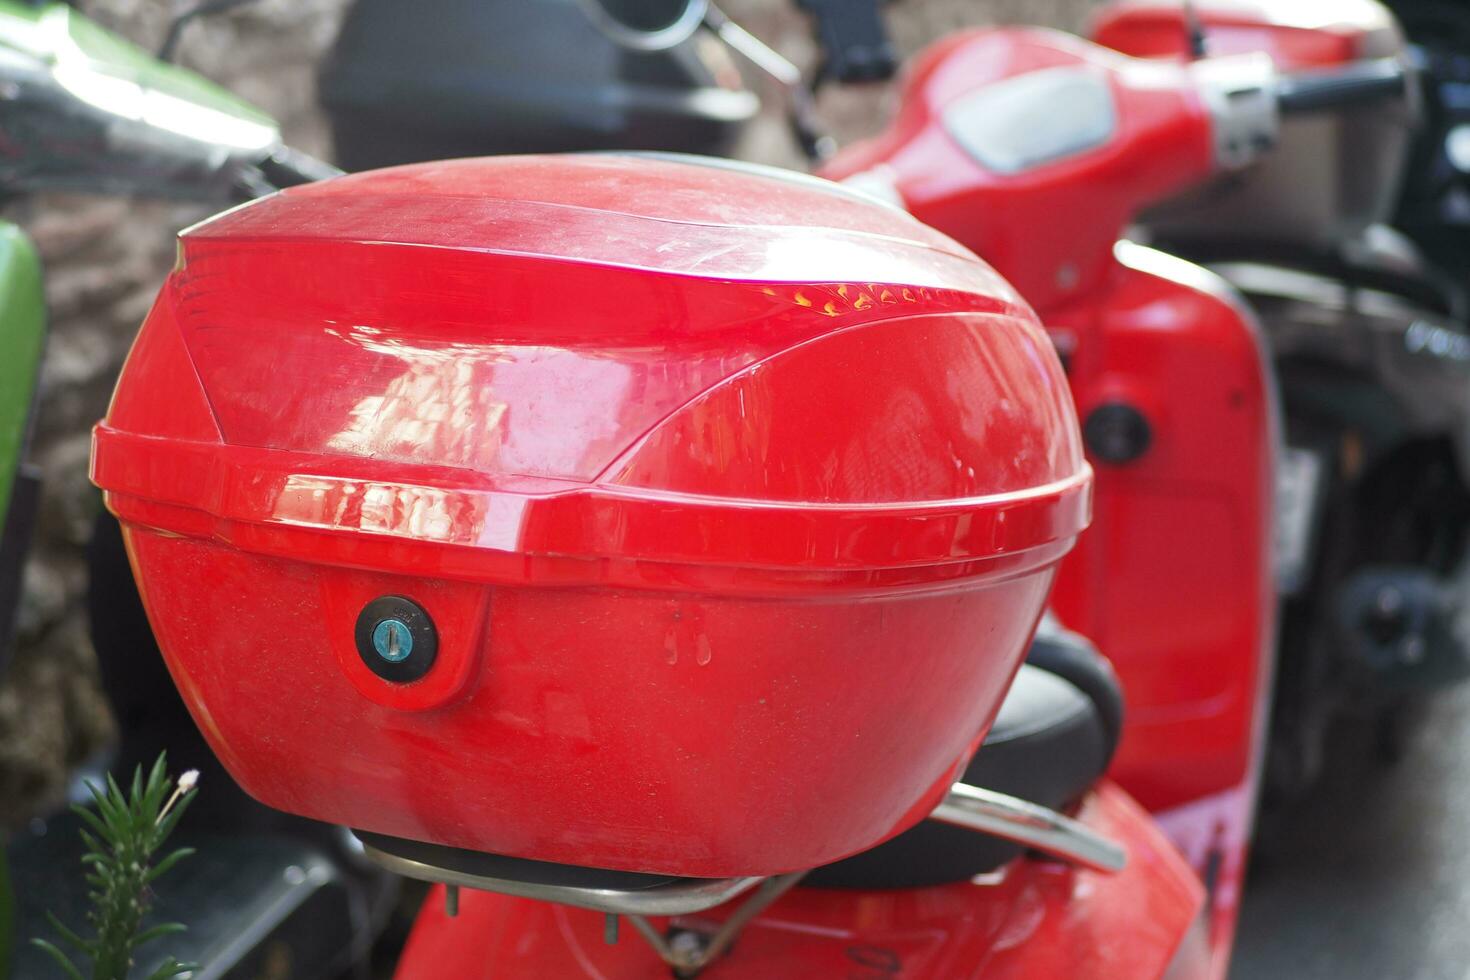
[1276,58,1409,115]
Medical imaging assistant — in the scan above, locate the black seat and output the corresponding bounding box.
[804,619,1123,889]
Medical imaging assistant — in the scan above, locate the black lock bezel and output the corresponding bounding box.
[1083,402,1153,465]
[355,595,438,683]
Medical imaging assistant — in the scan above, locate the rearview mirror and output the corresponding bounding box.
[577,0,709,50]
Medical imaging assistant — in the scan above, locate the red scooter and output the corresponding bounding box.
[86,9,1402,980]
[817,21,1410,970]
[818,27,1283,971]
[1089,0,1470,815]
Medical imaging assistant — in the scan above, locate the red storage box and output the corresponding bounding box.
[92,155,1090,877]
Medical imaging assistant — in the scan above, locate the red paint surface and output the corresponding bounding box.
[92,154,1091,877]
[395,783,1207,980]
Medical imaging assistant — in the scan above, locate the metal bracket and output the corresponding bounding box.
[626,872,808,977]
[931,782,1128,874]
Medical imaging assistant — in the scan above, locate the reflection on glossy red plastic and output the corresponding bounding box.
[393,783,1207,980]
[92,154,1090,878]
[823,29,1275,975]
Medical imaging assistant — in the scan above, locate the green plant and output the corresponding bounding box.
[31,754,199,980]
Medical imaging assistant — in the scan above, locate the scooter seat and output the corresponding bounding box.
[804,622,1122,889]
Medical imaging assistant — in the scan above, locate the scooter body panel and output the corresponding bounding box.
[393,783,1207,980]
[1047,249,1275,820]
[1046,247,1275,973]
[824,27,1215,311]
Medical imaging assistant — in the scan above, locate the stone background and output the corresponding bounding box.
[0,0,1097,821]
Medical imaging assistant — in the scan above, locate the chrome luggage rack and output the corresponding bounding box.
[933,782,1127,874]
[356,830,765,917]
[356,782,1126,975]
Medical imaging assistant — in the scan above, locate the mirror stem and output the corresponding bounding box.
[704,6,801,87]
[703,5,835,162]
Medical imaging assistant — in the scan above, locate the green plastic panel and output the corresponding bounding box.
[0,221,45,533]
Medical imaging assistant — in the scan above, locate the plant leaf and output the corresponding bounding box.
[127,766,152,839]
[77,826,105,854]
[134,921,187,947]
[29,938,86,980]
[70,804,110,843]
[147,753,169,802]
[129,763,145,813]
[143,847,195,884]
[82,781,121,839]
[42,910,92,953]
[104,773,130,832]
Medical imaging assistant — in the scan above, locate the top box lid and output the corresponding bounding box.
[94,155,1087,584]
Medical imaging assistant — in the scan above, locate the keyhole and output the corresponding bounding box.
[372,619,414,663]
